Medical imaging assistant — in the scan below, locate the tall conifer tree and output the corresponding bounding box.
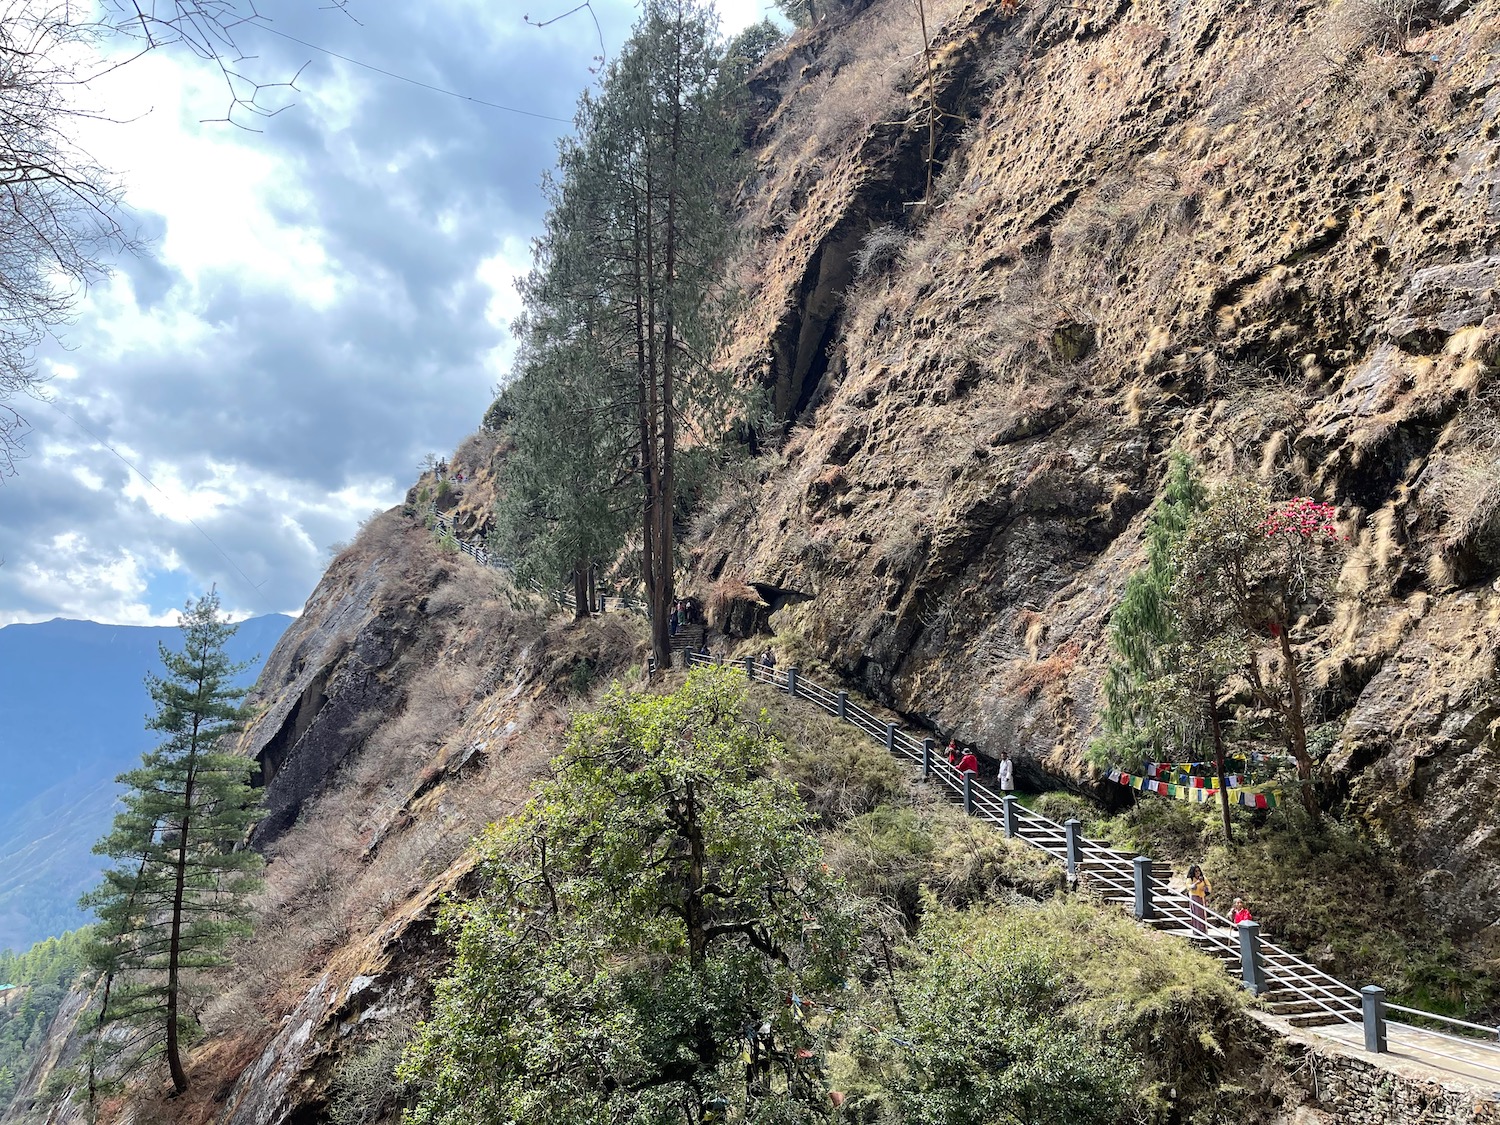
[81,593,262,1095]
[494,0,742,659]
[1091,451,1205,769]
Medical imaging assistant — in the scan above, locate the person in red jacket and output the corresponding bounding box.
[957,749,979,774]
[1230,898,1253,925]
[946,738,959,765]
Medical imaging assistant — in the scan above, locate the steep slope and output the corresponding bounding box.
[13,0,1500,1119]
[692,0,1500,953]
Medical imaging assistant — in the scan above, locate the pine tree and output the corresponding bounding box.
[495,0,744,659]
[1091,451,1205,771]
[80,593,263,1095]
[605,0,744,669]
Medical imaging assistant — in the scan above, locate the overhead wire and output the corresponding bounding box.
[250,24,575,124]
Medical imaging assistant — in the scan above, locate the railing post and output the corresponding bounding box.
[885,722,896,754]
[787,667,798,697]
[743,655,756,681]
[1362,986,1388,1054]
[1002,795,1019,839]
[922,738,933,780]
[1065,819,1082,878]
[963,772,974,814]
[1132,856,1153,920]
[836,691,848,720]
[1238,922,1266,996]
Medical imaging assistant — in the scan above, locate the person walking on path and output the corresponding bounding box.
[957,748,979,774]
[998,751,1015,792]
[946,738,959,766]
[1230,898,1252,925]
[1187,865,1212,935]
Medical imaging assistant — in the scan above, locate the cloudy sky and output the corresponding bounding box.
[0,0,775,626]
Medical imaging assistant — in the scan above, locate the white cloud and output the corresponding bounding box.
[1,0,773,628]
[72,51,346,310]
[0,536,179,628]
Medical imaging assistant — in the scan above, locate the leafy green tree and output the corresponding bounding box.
[725,18,785,73]
[772,0,819,25]
[401,667,858,1124]
[861,905,1134,1125]
[1169,485,1345,820]
[1092,451,1205,770]
[80,593,263,1095]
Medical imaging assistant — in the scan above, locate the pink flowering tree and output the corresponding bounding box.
[1170,483,1347,820]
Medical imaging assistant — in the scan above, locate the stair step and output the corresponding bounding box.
[1286,1011,1355,1029]
[1266,998,1349,1017]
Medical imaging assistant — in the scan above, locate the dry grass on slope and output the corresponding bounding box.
[756,0,971,177]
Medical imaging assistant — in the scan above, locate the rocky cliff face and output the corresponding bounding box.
[693,0,1500,952]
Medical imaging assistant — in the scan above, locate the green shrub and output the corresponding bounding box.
[757,687,911,827]
[925,804,1064,907]
[841,900,1247,1125]
[1033,790,1102,826]
[566,659,594,696]
[825,805,935,919]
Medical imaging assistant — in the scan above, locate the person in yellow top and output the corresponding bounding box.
[1187,865,1211,934]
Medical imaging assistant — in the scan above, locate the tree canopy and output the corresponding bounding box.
[401,667,859,1125]
[489,0,747,644]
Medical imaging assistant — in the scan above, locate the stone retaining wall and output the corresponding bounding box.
[1263,1021,1500,1125]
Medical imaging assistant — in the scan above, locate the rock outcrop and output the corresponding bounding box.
[692,0,1500,955]
[16,0,1500,1120]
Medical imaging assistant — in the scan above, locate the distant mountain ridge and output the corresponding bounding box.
[0,614,291,952]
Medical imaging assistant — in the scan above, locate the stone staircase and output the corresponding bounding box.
[670,623,706,653]
[709,653,1384,1039]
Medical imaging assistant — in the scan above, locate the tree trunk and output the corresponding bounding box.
[915,0,937,205]
[572,560,590,620]
[1206,688,1233,843]
[654,15,684,681]
[1276,625,1319,820]
[633,202,657,639]
[643,132,672,674]
[165,761,196,1094]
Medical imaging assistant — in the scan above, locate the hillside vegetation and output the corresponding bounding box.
[399,668,1252,1125]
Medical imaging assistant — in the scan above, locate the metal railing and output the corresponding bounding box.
[688,651,1500,1081]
